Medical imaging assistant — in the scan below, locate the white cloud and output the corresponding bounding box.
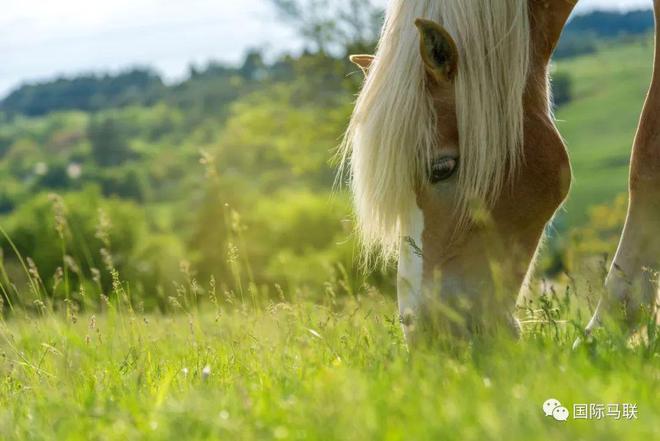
[0,0,654,97]
[576,0,652,10]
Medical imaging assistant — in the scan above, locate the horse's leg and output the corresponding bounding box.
[587,2,660,332]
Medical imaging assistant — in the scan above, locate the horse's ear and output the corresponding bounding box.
[349,54,375,76]
[415,18,459,83]
[530,0,579,59]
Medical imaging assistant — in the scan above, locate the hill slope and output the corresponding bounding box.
[554,37,654,225]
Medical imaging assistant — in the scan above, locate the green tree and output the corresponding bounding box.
[552,71,573,108]
[87,116,133,167]
[270,0,382,54]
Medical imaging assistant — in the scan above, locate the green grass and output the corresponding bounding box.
[0,38,659,441]
[0,292,657,440]
[556,37,654,224]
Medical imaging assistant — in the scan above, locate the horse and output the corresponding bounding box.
[340,0,659,343]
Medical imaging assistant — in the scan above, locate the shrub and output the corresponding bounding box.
[0,188,185,310]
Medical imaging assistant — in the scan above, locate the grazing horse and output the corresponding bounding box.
[341,0,657,342]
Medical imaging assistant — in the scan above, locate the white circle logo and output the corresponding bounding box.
[543,398,569,421]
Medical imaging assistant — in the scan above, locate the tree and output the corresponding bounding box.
[87,116,132,167]
[552,72,573,108]
[0,69,164,116]
[270,0,383,54]
[240,50,267,81]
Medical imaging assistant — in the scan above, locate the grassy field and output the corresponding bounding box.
[0,288,657,440]
[0,37,659,441]
[556,37,654,225]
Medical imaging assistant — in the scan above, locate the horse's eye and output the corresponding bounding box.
[430,157,458,183]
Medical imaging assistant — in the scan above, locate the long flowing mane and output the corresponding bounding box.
[339,0,530,261]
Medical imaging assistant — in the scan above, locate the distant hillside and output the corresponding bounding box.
[555,36,654,225]
[0,51,279,119]
[0,9,655,117]
[556,9,654,58]
[1,69,165,117]
[565,9,654,37]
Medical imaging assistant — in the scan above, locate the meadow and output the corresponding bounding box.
[0,17,659,441]
[556,36,654,225]
[1,280,657,440]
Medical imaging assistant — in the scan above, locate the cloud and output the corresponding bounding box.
[0,0,654,97]
[0,0,299,96]
[576,0,652,11]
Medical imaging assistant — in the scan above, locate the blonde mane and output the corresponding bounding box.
[339,0,531,261]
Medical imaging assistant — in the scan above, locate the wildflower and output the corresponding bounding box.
[66,163,82,179]
[181,367,189,377]
[202,365,211,380]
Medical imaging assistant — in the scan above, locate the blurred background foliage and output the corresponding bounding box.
[0,2,654,312]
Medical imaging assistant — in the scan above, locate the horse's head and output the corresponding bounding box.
[343,1,575,341]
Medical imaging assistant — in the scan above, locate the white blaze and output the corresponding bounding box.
[397,206,424,334]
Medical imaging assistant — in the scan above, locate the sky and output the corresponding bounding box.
[0,0,654,98]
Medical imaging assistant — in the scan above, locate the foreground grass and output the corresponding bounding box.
[0,293,657,441]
